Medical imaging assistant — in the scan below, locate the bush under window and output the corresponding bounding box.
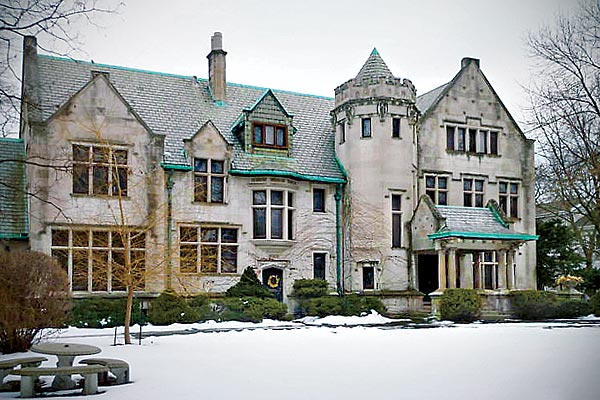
[439,289,482,322]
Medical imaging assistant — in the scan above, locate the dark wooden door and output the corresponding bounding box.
[263,268,283,301]
[418,254,438,300]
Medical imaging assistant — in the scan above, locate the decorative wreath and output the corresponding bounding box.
[267,275,280,288]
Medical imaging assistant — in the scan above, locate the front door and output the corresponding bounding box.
[263,267,283,301]
[417,254,438,301]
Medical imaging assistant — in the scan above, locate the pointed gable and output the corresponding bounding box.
[355,48,394,83]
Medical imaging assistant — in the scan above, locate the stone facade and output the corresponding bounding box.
[15,33,537,313]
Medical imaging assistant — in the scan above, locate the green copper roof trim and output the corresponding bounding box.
[0,137,24,143]
[0,233,29,240]
[428,231,539,241]
[334,156,349,178]
[371,48,379,56]
[160,163,193,171]
[39,55,334,101]
[489,204,509,228]
[229,169,346,184]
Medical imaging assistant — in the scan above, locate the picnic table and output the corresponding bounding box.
[31,342,101,390]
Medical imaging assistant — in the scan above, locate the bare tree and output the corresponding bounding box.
[528,0,600,269]
[0,0,119,136]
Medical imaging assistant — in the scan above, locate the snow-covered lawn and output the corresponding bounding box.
[2,315,600,400]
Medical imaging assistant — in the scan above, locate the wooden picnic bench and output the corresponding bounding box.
[11,365,108,398]
[0,357,47,387]
[79,358,130,385]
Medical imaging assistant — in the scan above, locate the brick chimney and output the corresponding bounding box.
[207,32,227,104]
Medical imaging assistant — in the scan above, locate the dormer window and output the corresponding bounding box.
[253,123,287,148]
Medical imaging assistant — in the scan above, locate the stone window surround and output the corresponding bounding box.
[193,157,226,204]
[499,180,519,219]
[313,252,327,280]
[425,174,449,205]
[252,188,295,241]
[72,143,129,197]
[445,124,499,156]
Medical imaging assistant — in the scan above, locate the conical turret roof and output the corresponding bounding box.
[355,48,394,82]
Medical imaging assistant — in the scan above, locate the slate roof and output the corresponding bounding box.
[416,82,450,115]
[0,138,28,239]
[35,55,345,182]
[355,48,394,83]
[431,205,537,241]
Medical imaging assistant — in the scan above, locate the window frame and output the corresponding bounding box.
[425,175,449,205]
[463,178,485,207]
[339,121,346,144]
[252,189,295,240]
[444,125,500,156]
[313,188,326,213]
[178,225,239,274]
[72,144,128,197]
[51,227,146,293]
[313,252,327,280]
[252,123,288,149]
[499,180,519,219]
[361,118,372,138]
[391,193,402,248]
[193,158,226,204]
[392,117,401,138]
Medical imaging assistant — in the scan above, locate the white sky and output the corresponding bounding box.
[46,0,577,125]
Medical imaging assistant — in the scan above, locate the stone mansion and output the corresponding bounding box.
[2,33,537,313]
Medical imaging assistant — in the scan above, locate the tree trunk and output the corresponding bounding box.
[123,285,134,344]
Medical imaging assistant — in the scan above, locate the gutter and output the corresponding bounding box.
[428,231,539,241]
[165,170,175,290]
[335,184,343,296]
[229,169,345,184]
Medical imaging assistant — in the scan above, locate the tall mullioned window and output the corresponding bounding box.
[445,125,499,155]
[499,181,519,218]
[253,189,294,240]
[194,158,225,203]
[391,194,402,248]
[72,144,128,196]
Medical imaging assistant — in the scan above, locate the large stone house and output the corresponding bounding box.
[11,33,537,313]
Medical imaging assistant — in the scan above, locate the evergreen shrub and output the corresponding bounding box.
[301,294,386,317]
[218,297,288,322]
[148,290,200,325]
[510,290,557,320]
[439,289,482,322]
[226,267,273,299]
[555,299,591,318]
[292,279,329,299]
[70,297,141,328]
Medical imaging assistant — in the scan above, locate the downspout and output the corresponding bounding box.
[165,170,174,290]
[335,183,343,297]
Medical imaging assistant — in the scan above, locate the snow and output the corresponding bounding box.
[2,314,600,400]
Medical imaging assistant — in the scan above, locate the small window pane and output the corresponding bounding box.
[114,150,127,165]
[457,128,466,151]
[510,197,518,218]
[392,214,402,248]
[464,179,472,191]
[73,164,89,194]
[72,230,89,247]
[288,192,294,207]
[180,245,197,273]
[112,232,125,249]
[490,132,498,154]
[276,127,285,146]
[313,253,326,280]
[180,227,198,242]
[499,182,508,194]
[52,249,69,275]
[438,177,447,189]
[265,125,275,145]
[499,197,508,214]
[438,191,448,205]
[52,229,69,246]
[201,228,218,242]
[426,176,436,188]
[72,249,89,291]
[313,189,325,212]
[479,131,488,153]
[91,250,108,291]
[468,129,477,152]
[194,175,208,202]
[92,166,109,195]
[253,209,266,238]
[254,125,263,144]
[475,180,484,192]
[362,118,372,137]
[211,176,224,203]
[464,193,473,207]
[510,183,518,194]
[200,245,218,273]
[92,231,109,247]
[221,228,238,243]
[131,232,146,249]
[475,194,484,208]
[253,190,267,205]
[363,266,374,290]
[446,127,455,150]
[113,167,128,196]
[271,209,283,239]
[221,246,238,273]
[271,190,284,205]
[194,158,208,173]
[92,147,109,163]
[392,118,401,138]
[391,194,401,211]
[211,160,224,174]
[73,145,89,161]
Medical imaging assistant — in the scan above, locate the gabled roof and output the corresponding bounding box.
[34,55,344,182]
[243,89,293,117]
[416,82,450,115]
[428,203,537,241]
[355,48,394,83]
[0,138,28,239]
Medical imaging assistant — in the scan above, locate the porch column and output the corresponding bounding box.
[410,252,418,289]
[497,250,507,289]
[448,248,457,289]
[507,249,515,289]
[473,253,482,289]
[460,253,474,289]
[437,249,447,290]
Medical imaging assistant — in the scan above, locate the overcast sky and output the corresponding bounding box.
[46,0,577,126]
